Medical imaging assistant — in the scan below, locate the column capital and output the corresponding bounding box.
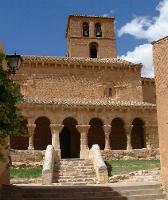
[76,125,90,132]
[50,124,63,132]
[103,125,111,133]
[125,124,133,128]
[124,124,133,132]
[27,124,36,134]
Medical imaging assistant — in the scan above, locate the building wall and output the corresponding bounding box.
[153,36,168,191]
[66,16,117,58]
[142,78,156,104]
[16,61,143,102]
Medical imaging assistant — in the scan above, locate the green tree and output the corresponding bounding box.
[0,53,27,159]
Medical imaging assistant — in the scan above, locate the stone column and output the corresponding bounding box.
[104,125,111,150]
[76,125,90,159]
[27,124,36,150]
[125,125,133,151]
[50,124,63,157]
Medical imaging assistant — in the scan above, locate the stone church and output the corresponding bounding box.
[10,15,158,159]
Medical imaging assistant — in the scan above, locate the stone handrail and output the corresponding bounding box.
[89,144,108,183]
[42,145,55,185]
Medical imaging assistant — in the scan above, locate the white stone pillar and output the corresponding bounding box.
[27,124,36,150]
[76,125,90,159]
[125,125,133,151]
[50,124,63,156]
[104,125,111,150]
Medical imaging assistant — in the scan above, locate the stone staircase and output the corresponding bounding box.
[53,159,97,185]
[1,182,167,200]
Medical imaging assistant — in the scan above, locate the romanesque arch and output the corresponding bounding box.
[88,118,105,150]
[34,117,52,150]
[110,118,127,150]
[131,118,145,149]
[60,117,80,158]
[10,120,29,150]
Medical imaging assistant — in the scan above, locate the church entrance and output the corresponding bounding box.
[60,117,80,158]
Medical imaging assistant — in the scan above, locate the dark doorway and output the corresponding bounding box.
[88,118,105,150]
[60,117,80,158]
[131,118,145,149]
[110,118,127,150]
[34,117,52,150]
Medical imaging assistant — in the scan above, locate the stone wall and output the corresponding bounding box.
[153,36,168,191]
[102,149,160,160]
[16,60,143,102]
[11,150,45,163]
[141,78,156,104]
[10,149,160,167]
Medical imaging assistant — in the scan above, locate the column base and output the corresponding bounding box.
[28,146,34,150]
[54,149,61,159]
[80,149,89,159]
[127,146,133,151]
[147,144,152,150]
[104,147,111,151]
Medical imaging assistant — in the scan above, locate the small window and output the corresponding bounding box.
[83,22,89,37]
[95,23,102,37]
[90,42,98,58]
[109,88,112,97]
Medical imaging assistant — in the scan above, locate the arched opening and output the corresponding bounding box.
[95,23,102,37]
[82,22,89,37]
[131,118,145,149]
[110,118,127,150]
[60,117,80,158]
[88,118,105,150]
[10,120,29,150]
[90,42,98,58]
[34,117,52,150]
[108,88,112,97]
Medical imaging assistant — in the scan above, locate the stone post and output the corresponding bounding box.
[27,124,36,150]
[125,125,133,151]
[50,124,63,157]
[76,125,90,159]
[104,125,111,150]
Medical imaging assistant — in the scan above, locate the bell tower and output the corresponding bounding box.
[66,15,117,58]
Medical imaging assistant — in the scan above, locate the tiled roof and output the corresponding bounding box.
[21,97,156,109]
[21,55,140,67]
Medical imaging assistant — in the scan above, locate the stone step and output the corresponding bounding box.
[54,158,97,184]
[121,188,163,196]
[2,184,167,200]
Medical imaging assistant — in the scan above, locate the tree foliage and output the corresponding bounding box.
[0,53,27,148]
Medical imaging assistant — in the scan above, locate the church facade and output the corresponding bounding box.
[10,15,158,159]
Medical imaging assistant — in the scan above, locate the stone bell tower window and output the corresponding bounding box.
[82,22,89,37]
[90,42,98,58]
[95,23,102,37]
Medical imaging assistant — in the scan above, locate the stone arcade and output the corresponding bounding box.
[10,15,158,161]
